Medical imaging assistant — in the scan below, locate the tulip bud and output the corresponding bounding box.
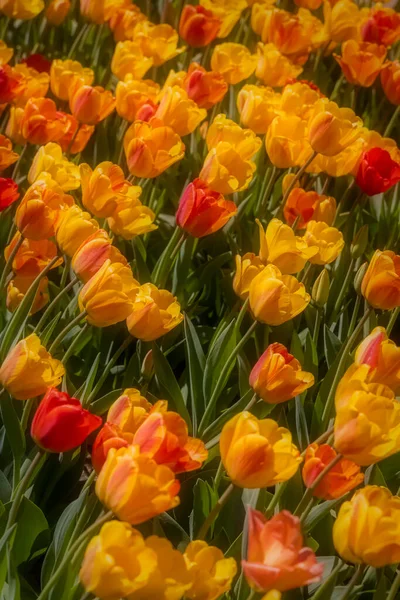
[351,225,368,259]
[141,349,154,380]
[312,269,330,307]
[354,262,368,295]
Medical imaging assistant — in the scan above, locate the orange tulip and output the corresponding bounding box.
[107,388,152,433]
[109,5,146,42]
[58,115,94,155]
[91,422,133,473]
[10,63,50,108]
[0,65,25,104]
[255,42,303,87]
[0,40,13,66]
[45,0,71,25]
[334,41,386,87]
[250,343,314,404]
[211,43,257,84]
[284,188,336,229]
[72,230,128,282]
[361,5,400,46]
[179,5,221,47]
[361,250,400,310]
[50,58,94,101]
[302,444,364,499]
[0,134,18,172]
[5,106,25,146]
[7,272,49,315]
[115,76,160,122]
[5,232,61,275]
[21,97,69,145]
[69,81,115,125]
[381,60,400,106]
[183,63,228,110]
[80,161,128,219]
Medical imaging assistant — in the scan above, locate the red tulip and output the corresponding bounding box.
[20,54,52,74]
[179,5,221,48]
[0,65,24,104]
[176,178,237,238]
[356,148,400,196]
[0,178,19,212]
[361,9,400,46]
[31,387,102,453]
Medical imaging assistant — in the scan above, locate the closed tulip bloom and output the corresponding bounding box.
[109,5,146,42]
[124,118,185,178]
[96,445,180,524]
[28,143,80,191]
[5,107,25,146]
[242,508,323,592]
[302,444,363,500]
[381,60,400,105]
[108,187,157,239]
[250,343,314,404]
[79,259,139,327]
[111,41,153,81]
[7,273,49,315]
[155,86,206,137]
[69,82,115,125]
[80,161,127,219]
[256,43,303,87]
[0,40,13,66]
[116,76,160,122]
[303,221,345,265]
[50,59,94,101]
[0,134,18,172]
[5,233,60,274]
[72,230,127,282]
[55,204,99,257]
[237,84,281,134]
[200,0,246,37]
[0,0,44,19]
[257,218,318,274]
[80,521,158,599]
[31,387,101,452]
[284,188,336,229]
[233,253,265,300]
[0,334,64,400]
[176,178,237,238]
[361,249,400,310]
[220,411,302,488]
[45,0,71,25]
[21,97,69,145]
[211,43,257,85]
[356,148,400,196]
[92,423,133,473]
[184,541,237,600]
[323,0,362,44]
[361,6,400,46]
[134,21,186,66]
[0,177,19,211]
[308,99,363,156]
[334,41,386,87]
[107,388,152,433]
[126,283,183,342]
[58,116,94,155]
[179,5,221,47]
[183,63,228,110]
[200,142,257,195]
[266,115,312,169]
[206,114,262,159]
[249,265,310,326]
[16,173,73,240]
[333,486,400,567]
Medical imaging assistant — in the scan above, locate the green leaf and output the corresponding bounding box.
[152,342,191,429]
[203,389,253,442]
[0,524,17,592]
[0,471,11,504]
[132,238,152,284]
[203,320,236,405]
[13,497,48,566]
[365,464,387,487]
[184,315,205,436]
[41,313,62,347]
[324,326,342,368]
[304,331,319,379]
[80,353,101,406]
[303,498,341,532]
[295,395,310,452]
[189,479,218,540]
[0,394,25,461]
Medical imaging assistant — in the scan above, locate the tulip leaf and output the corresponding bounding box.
[324,326,342,368]
[80,352,101,406]
[132,238,152,284]
[0,393,25,461]
[91,389,124,416]
[184,315,205,436]
[202,389,253,442]
[0,471,11,504]
[304,331,319,380]
[295,395,310,452]
[203,320,237,408]
[151,342,191,429]
[0,524,17,592]
[12,497,48,566]
[40,313,62,347]
[303,498,342,532]
[189,479,218,540]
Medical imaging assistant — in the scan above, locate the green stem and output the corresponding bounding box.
[197,483,235,540]
[387,569,400,600]
[387,307,400,336]
[330,73,344,101]
[280,151,318,213]
[333,180,355,227]
[7,450,46,529]
[329,258,355,325]
[48,310,87,354]
[294,453,343,517]
[67,23,91,58]
[11,144,28,181]
[20,397,34,433]
[338,565,365,600]
[198,321,258,435]
[313,308,322,344]
[245,591,256,600]
[62,323,89,364]
[384,105,400,138]
[321,307,373,431]
[152,226,184,288]
[35,276,79,334]
[265,481,288,518]
[0,234,24,290]
[235,298,250,332]
[347,294,361,337]
[309,560,343,599]
[260,166,279,214]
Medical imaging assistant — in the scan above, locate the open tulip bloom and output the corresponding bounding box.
[1,1,400,599]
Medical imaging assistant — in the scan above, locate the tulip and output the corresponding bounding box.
[126,283,183,342]
[0,65,24,104]
[249,264,310,326]
[69,82,115,125]
[308,99,363,156]
[133,406,208,473]
[179,5,221,47]
[5,107,25,146]
[31,387,101,452]
[184,541,237,600]
[211,43,257,84]
[80,521,158,599]
[381,60,400,106]
[183,63,228,110]
[323,0,362,44]
[45,0,71,25]
[91,423,133,473]
[237,84,281,134]
[109,5,146,42]
[334,41,386,87]
[303,221,345,265]
[0,0,44,20]
[302,444,363,500]
[155,86,207,137]
[220,411,302,488]
[200,142,257,195]
[20,53,51,74]
[206,114,262,159]
[79,259,139,327]
[133,21,186,66]
[108,187,157,239]
[333,486,400,567]
[107,388,152,432]
[50,59,94,101]
[80,161,127,219]
[280,81,322,120]
[111,41,153,81]
[233,253,265,300]
[9,63,50,108]
[242,508,323,592]
[15,173,73,240]
[361,6,400,46]
[95,445,180,524]
[361,249,400,310]
[200,0,246,37]
[266,115,312,169]
[79,0,107,23]
[312,269,330,307]
[124,118,185,179]
[5,233,60,274]
[115,76,160,122]
[284,188,336,229]
[28,142,80,191]
[0,178,19,211]
[349,327,400,392]
[0,334,64,400]
[58,116,94,155]
[255,42,303,87]
[7,273,49,315]
[334,380,400,465]
[250,343,314,404]
[55,204,99,257]
[257,218,318,274]
[356,148,400,196]
[0,134,19,172]
[72,230,128,282]
[176,178,237,238]
[21,97,69,145]
[0,40,13,66]
[295,0,322,8]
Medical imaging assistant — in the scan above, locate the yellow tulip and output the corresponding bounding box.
[308,99,363,157]
[133,20,186,66]
[255,42,303,88]
[200,142,257,195]
[107,186,157,239]
[55,204,99,257]
[206,114,262,160]
[233,253,265,300]
[303,221,345,265]
[155,86,207,137]
[111,41,153,81]
[237,84,281,134]
[28,143,80,191]
[211,43,257,85]
[50,58,94,102]
[184,541,237,600]
[266,115,312,168]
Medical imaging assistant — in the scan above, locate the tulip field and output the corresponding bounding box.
[1,0,400,598]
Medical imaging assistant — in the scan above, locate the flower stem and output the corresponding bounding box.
[384,105,400,138]
[7,450,47,529]
[48,310,87,354]
[329,258,355,326]
[35,276,79,334]
[152,226,185,288]
[293,453,343,517]
[387,568,400,600]
[338,565,365,600]
[387,307,400,336]
[197,483,235,540]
